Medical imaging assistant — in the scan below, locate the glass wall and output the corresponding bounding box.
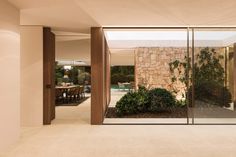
[103,27,236,124]
[192,28,236,124]
[104,28,189,124]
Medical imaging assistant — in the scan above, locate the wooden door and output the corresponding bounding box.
[43,27,55,125]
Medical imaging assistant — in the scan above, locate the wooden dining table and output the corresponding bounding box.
[55,85,78,90]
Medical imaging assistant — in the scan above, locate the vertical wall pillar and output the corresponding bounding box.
[0,30,20,151]
[20,26,44,126]
[91,27,107,125]
[0,0,20,151]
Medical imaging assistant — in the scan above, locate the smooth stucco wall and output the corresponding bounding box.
[20,26,43,126]
[0,0,20,151]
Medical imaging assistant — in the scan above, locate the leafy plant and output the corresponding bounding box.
[169,55,190,96]
[78,72,91,85]
[169,47,232,107]
[55,62,65,85]
[148,88,176,112]
[115,86,178,116]
[115,86,149,116]
[68,66,79,84]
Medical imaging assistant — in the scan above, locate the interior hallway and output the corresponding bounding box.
[1,98,236,157]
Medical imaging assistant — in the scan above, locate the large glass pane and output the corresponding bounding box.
[104,28,189,124]
[192,28,236,124]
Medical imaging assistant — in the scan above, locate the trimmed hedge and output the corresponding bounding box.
[115,86,178,116]
[116,86,149,116]
[148,88,176,112]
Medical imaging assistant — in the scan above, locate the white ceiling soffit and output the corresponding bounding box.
[74,0,236,26]
[53,31,90,42]
[105,30,236,48]
[8,0,99,33]
[8,0,236,34]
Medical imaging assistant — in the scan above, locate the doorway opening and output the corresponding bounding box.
[53,31,91,124]
[43,29,91,125]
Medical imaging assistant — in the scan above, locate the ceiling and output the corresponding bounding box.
[7,0,236,33]
[7,0,236,65]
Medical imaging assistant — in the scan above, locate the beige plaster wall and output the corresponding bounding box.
[20,26,43,126]
[110,49,134,66]
[56,39,90,64]
[0,0,20,151]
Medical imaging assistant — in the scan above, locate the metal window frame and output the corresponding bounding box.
[103,26,236,125]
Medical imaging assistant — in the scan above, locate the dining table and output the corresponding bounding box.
[55,85,78,97]
[55,85,78,90]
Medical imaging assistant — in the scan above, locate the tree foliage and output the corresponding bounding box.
[169,47,232,107]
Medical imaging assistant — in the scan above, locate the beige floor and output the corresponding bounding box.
[2,97,236,157]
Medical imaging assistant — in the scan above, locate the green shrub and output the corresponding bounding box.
[148,88,176,112]
[175,99,187,107]
[116,86,149,116]
[115,86,180,116]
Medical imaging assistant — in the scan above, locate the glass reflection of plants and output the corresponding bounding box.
[169,47,232,107]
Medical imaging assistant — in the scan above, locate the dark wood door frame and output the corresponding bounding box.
[91,27,111,125]
[43,27,55,125]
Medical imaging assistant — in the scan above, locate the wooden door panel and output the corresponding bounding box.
[43,27,55,125]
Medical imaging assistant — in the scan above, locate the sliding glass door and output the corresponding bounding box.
[190,28,236,124]
[103,27,236,124]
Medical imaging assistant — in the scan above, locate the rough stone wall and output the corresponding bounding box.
[135,47,225,99]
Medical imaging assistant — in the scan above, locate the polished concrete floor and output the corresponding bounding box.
[1,97,236,157]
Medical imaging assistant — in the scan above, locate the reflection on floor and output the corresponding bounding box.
[193,101,236,118]
[2,97,236,157]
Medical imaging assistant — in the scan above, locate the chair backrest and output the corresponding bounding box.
[75,87,80,95]
[78,86,83,93]
[118,82,124,88]
[68,88,76,95]
[81,86,84,92]
[55,89,63,97]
